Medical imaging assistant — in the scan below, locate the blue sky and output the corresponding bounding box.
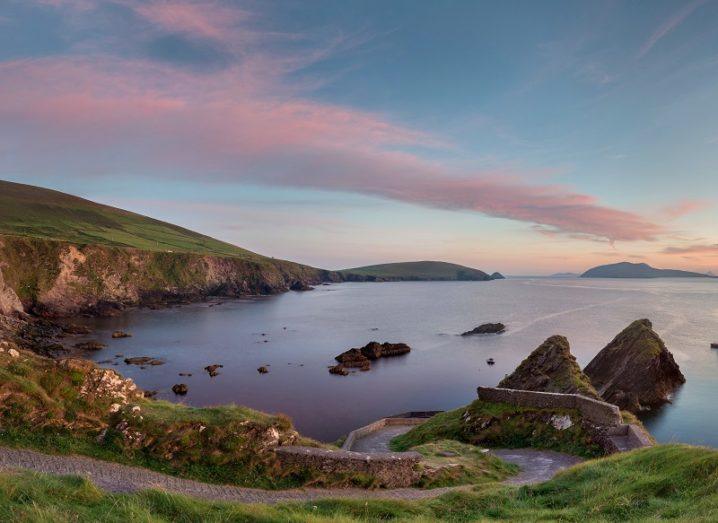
[1,0,717,273]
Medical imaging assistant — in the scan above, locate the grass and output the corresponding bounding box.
[339,261,493,281]
[0,348,345,489]
[410,440,518,488]
[390,400,604,458]
[1,444,717,521]
[0,180,262,259]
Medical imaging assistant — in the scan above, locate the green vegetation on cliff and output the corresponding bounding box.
[498,335,600,399]
[2,444,717,521]
[390,400,604,458]
[0,346,341,489]
[0,180,262,258]
[340,261,500,281]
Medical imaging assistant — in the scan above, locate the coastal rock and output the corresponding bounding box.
[335,348,371,369]
[328,364,349,376]
[360,341,384,360]
[172,383,188,395]
[59,358,141,404]
[498,335,600,399]
[584,319,685,412]
[290,281,314,291]
[204,364,223,377]
[111,330,132,338]
[461,323,506,336]
[75,341,106,351]
[334,342,411,372]
[378,342,411,357]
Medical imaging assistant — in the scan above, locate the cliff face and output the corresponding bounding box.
[498,335,600,400]
[0,234,337,317]
[584,319,685,412]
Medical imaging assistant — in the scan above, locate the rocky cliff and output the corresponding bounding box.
[498,335,600,399]
[584,319,685,412]
[0,234,337,317]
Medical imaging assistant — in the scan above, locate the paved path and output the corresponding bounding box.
[0,447,458,504]
[0,446,584,503]
[490,449,585,485]
[349,425,414,453]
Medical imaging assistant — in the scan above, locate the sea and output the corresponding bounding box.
[76,278,718,444]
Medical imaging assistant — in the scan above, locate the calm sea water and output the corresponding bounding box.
[77,279,718,444]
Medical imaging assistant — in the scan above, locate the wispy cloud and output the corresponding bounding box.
[662,243,718,255]
[1,1,668,244]
[637,0,708,59]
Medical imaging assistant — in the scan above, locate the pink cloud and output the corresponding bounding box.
[637,0,707,59]
[0,56,663,243]
[662,199,712,219]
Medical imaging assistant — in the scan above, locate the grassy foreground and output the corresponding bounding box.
[1,445,716,521]
[0,347,333,489]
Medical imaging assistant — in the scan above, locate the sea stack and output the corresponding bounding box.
[498,335,600,399]
[584,319,685,413]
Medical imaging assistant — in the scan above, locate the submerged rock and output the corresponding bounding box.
[62,324,92,335]
[498,335,600,399]
[111,331,132,339]
[124,356,164,366]
[257,366,269,374]
[75,341,106,351]
[584,319,685,412]
[461,323,506,336]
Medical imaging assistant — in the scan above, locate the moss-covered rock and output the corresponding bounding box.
[584,319,685,413]
[498,335,600,399]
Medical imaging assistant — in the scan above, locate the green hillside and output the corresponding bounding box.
[340,261,500,281]
[0,180,261,259]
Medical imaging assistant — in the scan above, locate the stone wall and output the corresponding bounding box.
[273,446,421,488]
[477,386,622,426]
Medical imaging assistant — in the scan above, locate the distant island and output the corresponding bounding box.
[549,272,581,279]
[339,261,504,282]
[582,262,714,279]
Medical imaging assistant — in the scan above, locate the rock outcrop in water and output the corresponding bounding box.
[584,319,685,412]
[331,341,411,375]
[461,323,506,336]
[498,335,600,399]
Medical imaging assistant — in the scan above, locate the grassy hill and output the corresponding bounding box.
[582,262,713,279]
[0,180,335,315]
[340,261,501,281]
[0,180,262,259]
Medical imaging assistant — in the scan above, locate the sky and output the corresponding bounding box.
[1,0,718,274]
